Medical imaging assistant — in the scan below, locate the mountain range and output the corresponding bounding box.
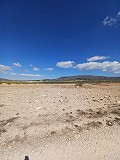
[43,75,120,82]
[0,75,120,82]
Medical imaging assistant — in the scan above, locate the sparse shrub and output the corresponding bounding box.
[6,82,11,85]
[75,81,84,87]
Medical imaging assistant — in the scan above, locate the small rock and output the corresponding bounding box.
[117,101,120,105]
[106,120,113,126]
[35,107,41,110]
[51,131,56,135]
[74,124,79,128]
[115,117,120,121]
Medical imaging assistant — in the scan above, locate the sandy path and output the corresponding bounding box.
[0,83,120,160]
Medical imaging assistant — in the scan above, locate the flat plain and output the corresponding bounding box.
[0,83,120,160]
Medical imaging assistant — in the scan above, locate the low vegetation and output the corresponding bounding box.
[75,81,84,87]
[0,80,120,85]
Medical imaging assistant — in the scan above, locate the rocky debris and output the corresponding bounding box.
[74,125,82,132]
[50,131,56,135]
[106,120,114,126]
[0,127,6,135]
[111,108,120,116]
[86,121,102,129]
[117,101,120,105]
[0,117,19,127]
[0,104,4,107]
[114,117,120,121]
[0,83,120,155]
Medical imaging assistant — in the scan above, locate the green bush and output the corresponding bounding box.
[75,81,84,87]
[6,82,11,85]
[0,81,2,84]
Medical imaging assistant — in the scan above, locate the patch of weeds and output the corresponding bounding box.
[97,121,102,125]
[66,115,76,123]
[51,131,56,135]
[111,108,120,116]
[74,125,82,132]
[86,121,102,129]
[88,108,107,119]
[114,117,120,125]
[114,117,120,121]
[0,104,4,107]
[0,117,19,127]
[76,110,86,116]
[75,81,84,87]
[92,99,99,102]
[0,128,6,135]
[94,110,107,118]
[87,108,94,112]
[6,82,11,85]
[7,135,26,144]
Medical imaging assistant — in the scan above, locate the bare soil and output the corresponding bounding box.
[0,83,120,160]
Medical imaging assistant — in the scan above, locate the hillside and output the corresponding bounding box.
[0,78,9,81]
[44,75,120,82]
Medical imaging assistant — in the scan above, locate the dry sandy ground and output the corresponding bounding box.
[0,83,120,160]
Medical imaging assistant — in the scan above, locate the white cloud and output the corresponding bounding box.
[103,16,117,26]
[87,56,109,62]
[103,11,120,27]
[56,61,75,68]
[33,67,40,71]
[13,62,22,67]
[0,64,11,73]
[45,68,54,71]
[10,72,17,75]
[76,61,120,74]
[117,11,120,17]
[10,72,43,77]
[20,73,42,77]
[29,64,33,67]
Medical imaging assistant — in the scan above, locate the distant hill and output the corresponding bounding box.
[43,75,120,82]
[0,78,9,81]
[0,75,120,82]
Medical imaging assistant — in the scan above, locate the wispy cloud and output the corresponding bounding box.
[33,67,40,71]
[118,11,120,17]
[103,11,120,27]
[103,16,117,26]
[29,64,33,67]
[56,61,75,68]
[45,68,54,71]
[13,62,22,67]
[0,64,12,74]
[10,72,43,77]
[10,72,17,75]
[76,61,120,74]
[87,56,109,62]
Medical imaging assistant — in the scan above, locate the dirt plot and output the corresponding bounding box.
[0,83,120,160]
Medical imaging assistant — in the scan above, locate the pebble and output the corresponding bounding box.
[117,101,120,105]
[35,107,41,110]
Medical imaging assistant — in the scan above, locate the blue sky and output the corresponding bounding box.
[0,0,120,80]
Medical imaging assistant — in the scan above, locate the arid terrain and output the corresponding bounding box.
[0,83,120,160]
